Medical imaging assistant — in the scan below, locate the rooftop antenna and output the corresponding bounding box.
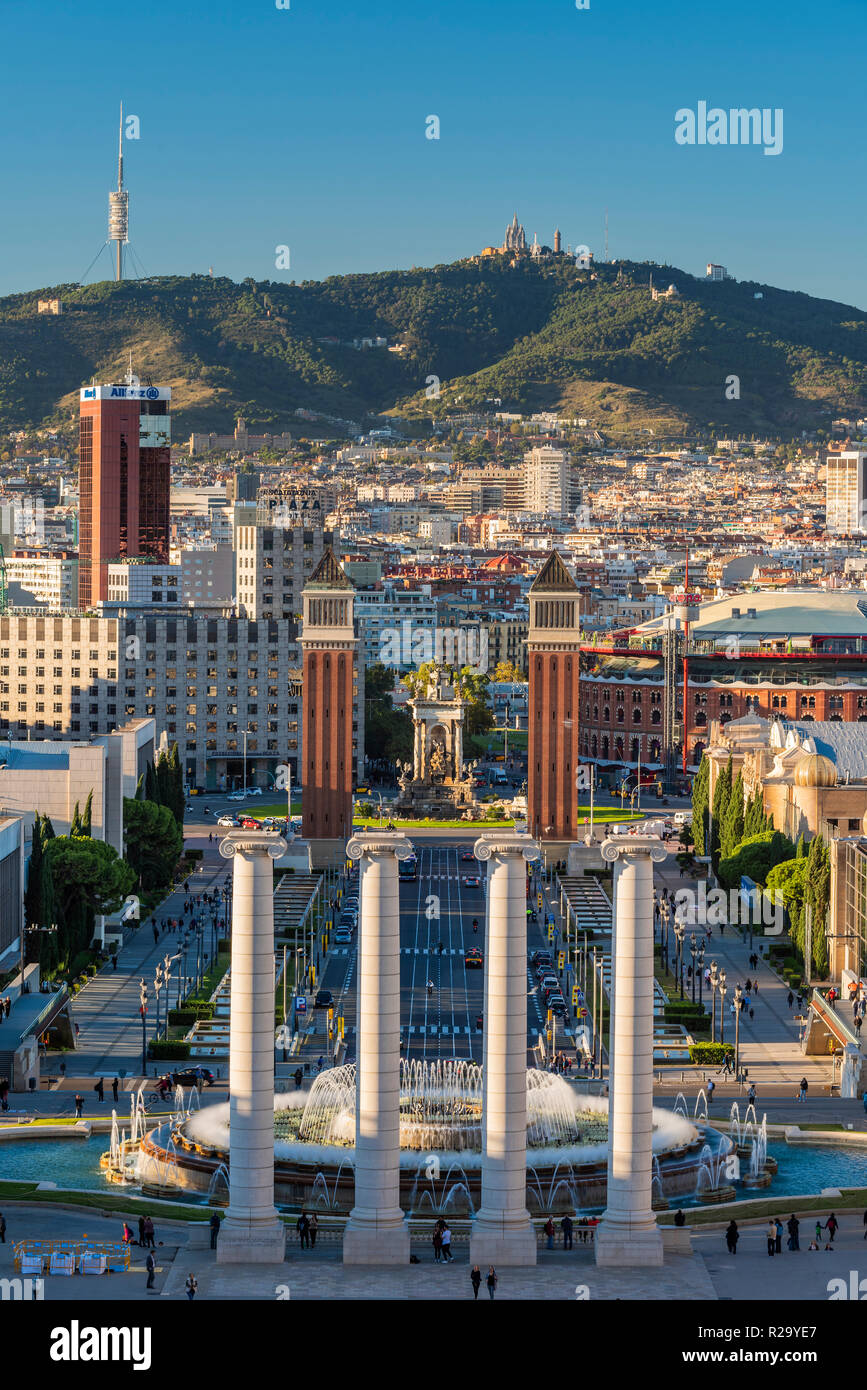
[108,102,129,282]
[604,208,609,263]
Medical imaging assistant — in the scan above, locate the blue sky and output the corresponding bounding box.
[1,0,864,307]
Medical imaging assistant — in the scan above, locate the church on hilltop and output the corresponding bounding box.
[478,214,565,262]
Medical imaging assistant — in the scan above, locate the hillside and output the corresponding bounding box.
[1,257,865,440]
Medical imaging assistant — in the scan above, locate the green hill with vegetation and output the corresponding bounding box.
[1,256,865,440]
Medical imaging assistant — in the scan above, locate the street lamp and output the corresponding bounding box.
[709,960,719,1042]
[139,979,149,1075]
[696,938,706,1008]
[733,984,743,1077]
[718,968,727,1046]
[23,921,59,994]
[689,931,697,1005]
[674,917,686,999]
[661,902,670,974]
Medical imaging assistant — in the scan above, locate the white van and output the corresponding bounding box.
[673,810,692,828]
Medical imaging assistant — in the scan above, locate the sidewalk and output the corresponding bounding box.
[50,828,231,1078]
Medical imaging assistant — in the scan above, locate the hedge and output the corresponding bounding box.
[167,1005,215,1027]
[147,1040,191,1060]
[184,849,204,862]
[689,1042,734,1064]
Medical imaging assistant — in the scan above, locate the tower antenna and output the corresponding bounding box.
[604,208,609,263]
[108,102,129,282]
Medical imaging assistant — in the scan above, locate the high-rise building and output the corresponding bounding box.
[78,383,171,608]
[235,511,333,630]
[300,550,360,855]
[527,551,582,843]
[524,446,573,516]
[826,449,867,535]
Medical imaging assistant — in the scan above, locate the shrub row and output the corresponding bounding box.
[148,1040,191,1060]
[689,1042,734,1063]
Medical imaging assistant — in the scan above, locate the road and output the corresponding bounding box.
[317,836,562,1066]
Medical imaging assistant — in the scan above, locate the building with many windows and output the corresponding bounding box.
[826,448,867,535]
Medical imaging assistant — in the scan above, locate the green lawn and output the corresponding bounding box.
[242,802,301,820]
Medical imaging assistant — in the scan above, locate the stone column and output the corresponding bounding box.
[343,831,412,1264]
[596,829,666,1267]
[471,831,539,1267]
[216,830,287,1264]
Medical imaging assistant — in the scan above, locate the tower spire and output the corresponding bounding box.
[108,101,129,282]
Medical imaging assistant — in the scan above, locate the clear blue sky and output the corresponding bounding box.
[1,0,864,307]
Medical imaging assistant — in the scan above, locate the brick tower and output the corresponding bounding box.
[528,551,582,845]
[301,549,357,856]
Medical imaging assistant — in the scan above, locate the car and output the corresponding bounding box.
[461,849,475,863]
[314,990,334,1008]
[475,1012,484,1031]
[247,787,263,797]
[343,894,359,908]
[228,792,245,802]
[462,875,480,888]
[540,979,562,996]
[531,950,553,966]
[465,948,484,969]
[333,928,353,944]
[548,999,568,1017]
[338,918,356,934]
[240,817,259,829]
[217,815,238,827]
[170,1067,215,1087]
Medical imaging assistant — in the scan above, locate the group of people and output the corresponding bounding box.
[92,1077,121,1104]
[0,997,11,1021]
[548,1053,573,1076]
[431,1219,454,1262]
[122,1215,157,1249]
[470,1265,498,1299]
[725,1212,839,1254]
[295,1211,319,1248]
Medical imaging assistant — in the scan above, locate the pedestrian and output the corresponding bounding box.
[775,1218,783,1254]
[787,991,794,1009]
[798,1077,808,1103]
[293,1067,303,1090]
[309,1213,318,1249]
[185,1273,198,1301]
[766,1219,776,1256]
[152,924,159,946]
[856,1016,863,1039]
[138,1215,146,1247]
[862,1089,867,1115]
[143,1216,155,1249]
[111,953,118,971]
[441,1224,453,1262]
[0,1213,6,1244]
[297,1211,310,1249]
[825,1213,838,1247]
[122,1221,135,1246]
[753,979,759,995]
[94,1077,104,1103]
[745,978,752,994]
[145,1250,156,1290]
[747,1084,756,1106]
[470,1265,482,1299]
[112,1077,119,1103]
[486,1266,498,1299]
[209,1211,221,1249]
[749,1007,755,1021]
[815,1221,822,1246]
[544,1215,555,1250]
[561,1214,573,1250]
[707,1078,715,1101]
[74,1094,83,1118]
[787,1214,800,1251]
[432,1225,443,1263]
[863,1209,867,1241]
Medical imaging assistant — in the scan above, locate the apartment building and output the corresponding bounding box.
[5,552,78,608]
[235,519,333,630]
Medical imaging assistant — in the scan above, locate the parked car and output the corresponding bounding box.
[314,990,334,1008]
[171,1067,215,1087]
[240,817,259,829]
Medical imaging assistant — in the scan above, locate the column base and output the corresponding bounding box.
[595,1216,664,1268]
[343,1217,410,1266]
[470,1219,537,1268]
[216,1213,286,1265]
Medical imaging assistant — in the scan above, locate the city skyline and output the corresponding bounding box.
[0,0,865,307]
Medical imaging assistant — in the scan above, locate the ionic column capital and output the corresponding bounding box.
[601,828,668,865]
[474,832,540,864]
[346,831,414,862]
[219,831,288,860]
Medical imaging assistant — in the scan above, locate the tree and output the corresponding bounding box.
[145,761,158,803]
[804,834,831,978]
[765,856,808,958]
[81,789,93,838]
[710,756,732,873]
[43,836,136,961]
[718,829,797,891]
[166,743,185,827]
[691,756,709,856]
[364,662,397,702]
[24,813,44,929]
[720,770,745,860]
[491,660,526,684]
[69,801,82,838]
[123,798,182,892]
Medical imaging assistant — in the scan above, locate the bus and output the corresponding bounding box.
[398,854,418,882]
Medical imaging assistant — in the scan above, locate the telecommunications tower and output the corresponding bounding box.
[108,102,129,281]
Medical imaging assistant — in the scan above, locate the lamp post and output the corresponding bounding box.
[674,918,685,999]
[661,903,670,974]
[733,984,743,1076]
[709,960,719,1042]
[718,969,727,1046]
[139,979,148,1075]
[696,938,705,1008]
[689,932,697,1005]
[153,964,164,1040]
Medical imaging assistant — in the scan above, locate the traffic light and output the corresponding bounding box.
[557,951,565,972]
[572,984,579,1006]
[547,926,554,944]
[537,892,543,912]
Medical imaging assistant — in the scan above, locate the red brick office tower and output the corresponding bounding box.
[528,551,582,844]
[78,382,171,608]
[301,549,357,850]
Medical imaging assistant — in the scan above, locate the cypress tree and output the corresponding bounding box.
[721,769,745,859]
[24,814,43,928]
[69,801,82,838]
[145,760,158,803]
[691,757,710,856]
[81,789,93,837]
[710,755,732,873]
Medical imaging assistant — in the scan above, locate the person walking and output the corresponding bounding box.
[74,1094,83,1118]
[138,1215,146,1247]
[308,1213,318,1249]
[441,1224,453,1263]
[486,1266,498,1300]
[112,1077,119,1104]
[775,1218,783,1254]
[143,1216,155,1249]
[209,1211,221,1249]
[297,1211,310,1249]
[561,1214,573,1250]
[0,1212,6,1245]
[825,1213,839,1247]
[470,1265,482,1299]
[862,1089,867,1115]
[94,1077,104,1104]
[747,1083,757,1107]
[185,1273,198,1301]
[798,1077,808,1103]
[145,1250,156,1290]
[432,1225,443,1263]
[544,1215,555,1250]
[787,1214,800,1251]
[856,1015,863,1041]
[766,1219,776,1256]
[706,1078,715,1102]
[293,1068,303,1090]
[787,991,794,1010]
